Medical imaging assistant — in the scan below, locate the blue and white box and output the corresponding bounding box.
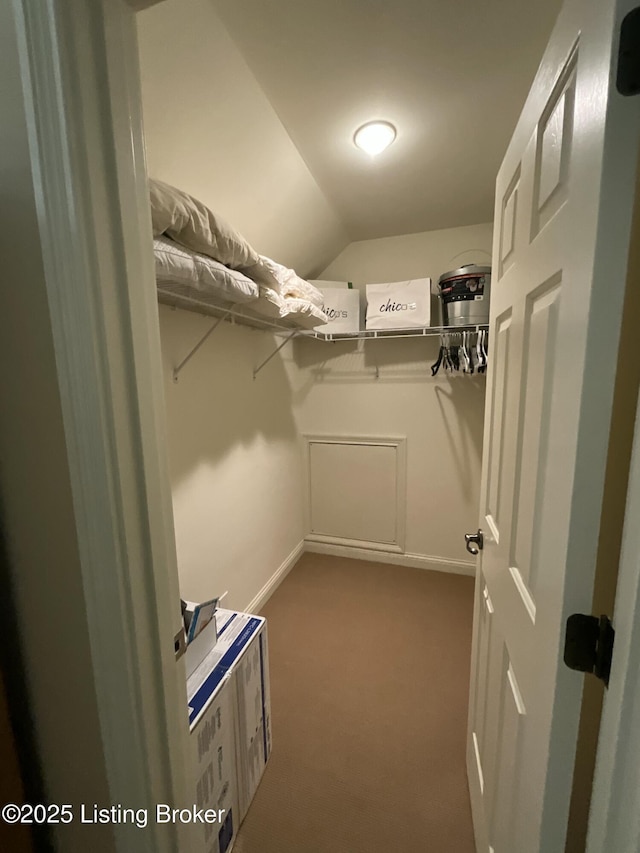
[187,609,272,849]
[232,619,272,820]
[190,676,238,853]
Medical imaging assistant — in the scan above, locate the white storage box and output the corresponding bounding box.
[312,286,360,334]
[365,278,431,330]
[187,609,271,849]
[311,279,351,289]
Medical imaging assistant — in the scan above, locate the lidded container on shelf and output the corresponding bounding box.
[437,264,491,327]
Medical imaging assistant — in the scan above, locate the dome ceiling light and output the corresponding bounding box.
[353,121,397,157]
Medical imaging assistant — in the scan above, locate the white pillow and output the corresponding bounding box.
[153,236,259,304]
[149,179,259,270]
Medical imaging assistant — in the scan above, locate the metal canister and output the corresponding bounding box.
[438,265,491,326]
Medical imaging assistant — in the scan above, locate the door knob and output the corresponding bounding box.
[465,529,484,555]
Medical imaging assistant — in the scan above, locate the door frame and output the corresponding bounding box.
[588,389,640,850]
[587,144,640,851]
[8,0,640,850]
[7,0,190,850]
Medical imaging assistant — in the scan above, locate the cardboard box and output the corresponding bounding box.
[234,622,271,820]
[187,610,271,846]
[190,679,239,853]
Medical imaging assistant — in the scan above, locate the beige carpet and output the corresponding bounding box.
[235,553,476,853]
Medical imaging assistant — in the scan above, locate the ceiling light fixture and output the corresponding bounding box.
[354,121,397,157]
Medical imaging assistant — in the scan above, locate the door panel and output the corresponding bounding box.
[499,169,520,277]
[466,1,640,850]
[475,586,505,828]
[511,274,561,608]
[532,52,577,237]
[490,658,526,851]
[485,310,512,533]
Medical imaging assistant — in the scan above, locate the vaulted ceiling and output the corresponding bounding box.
[214,0,562,241]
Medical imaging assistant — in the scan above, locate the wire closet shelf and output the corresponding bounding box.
[299,324,489,342]
[159,291,489,380]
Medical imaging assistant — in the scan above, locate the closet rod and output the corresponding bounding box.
[253,331,298,379]
[173,310,232,382]
[301,323,488,342]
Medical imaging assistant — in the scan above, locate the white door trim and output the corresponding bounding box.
[588,277,640,847]
[11,1,190,849]
[8,0,640,850]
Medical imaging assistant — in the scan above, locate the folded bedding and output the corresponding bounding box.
[150,178,327,329]
[154,236,259,306]
[258,256,324,307]
[250,286,327,329]
[150,178,278,288]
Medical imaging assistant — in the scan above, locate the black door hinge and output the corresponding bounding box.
[564,614,615,687]
[617,7,640,96]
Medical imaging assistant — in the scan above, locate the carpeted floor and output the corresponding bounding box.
[234,553,476,853]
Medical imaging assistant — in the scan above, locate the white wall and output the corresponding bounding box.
[320,222,493,305]
[158,306,304,609]
[137,0,349,277]
[292,222,493,567]
[138,0,492,594]
[156,220,492,605]
[136,0,347,608]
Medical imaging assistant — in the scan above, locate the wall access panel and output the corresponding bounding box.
[305,436,406,552]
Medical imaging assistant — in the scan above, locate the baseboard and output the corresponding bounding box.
[304,539,476,577]
[305,533,403,554]
[242,539,473,615]
[244,540,305,614]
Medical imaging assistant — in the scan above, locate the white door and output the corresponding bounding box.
[466,0,640,850]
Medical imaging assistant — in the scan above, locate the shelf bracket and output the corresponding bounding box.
[253,331,297,379]
[173,311,231,382]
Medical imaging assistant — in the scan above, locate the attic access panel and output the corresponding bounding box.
[306,436,406,550]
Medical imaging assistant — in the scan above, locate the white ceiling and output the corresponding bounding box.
[214,0,562,241]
